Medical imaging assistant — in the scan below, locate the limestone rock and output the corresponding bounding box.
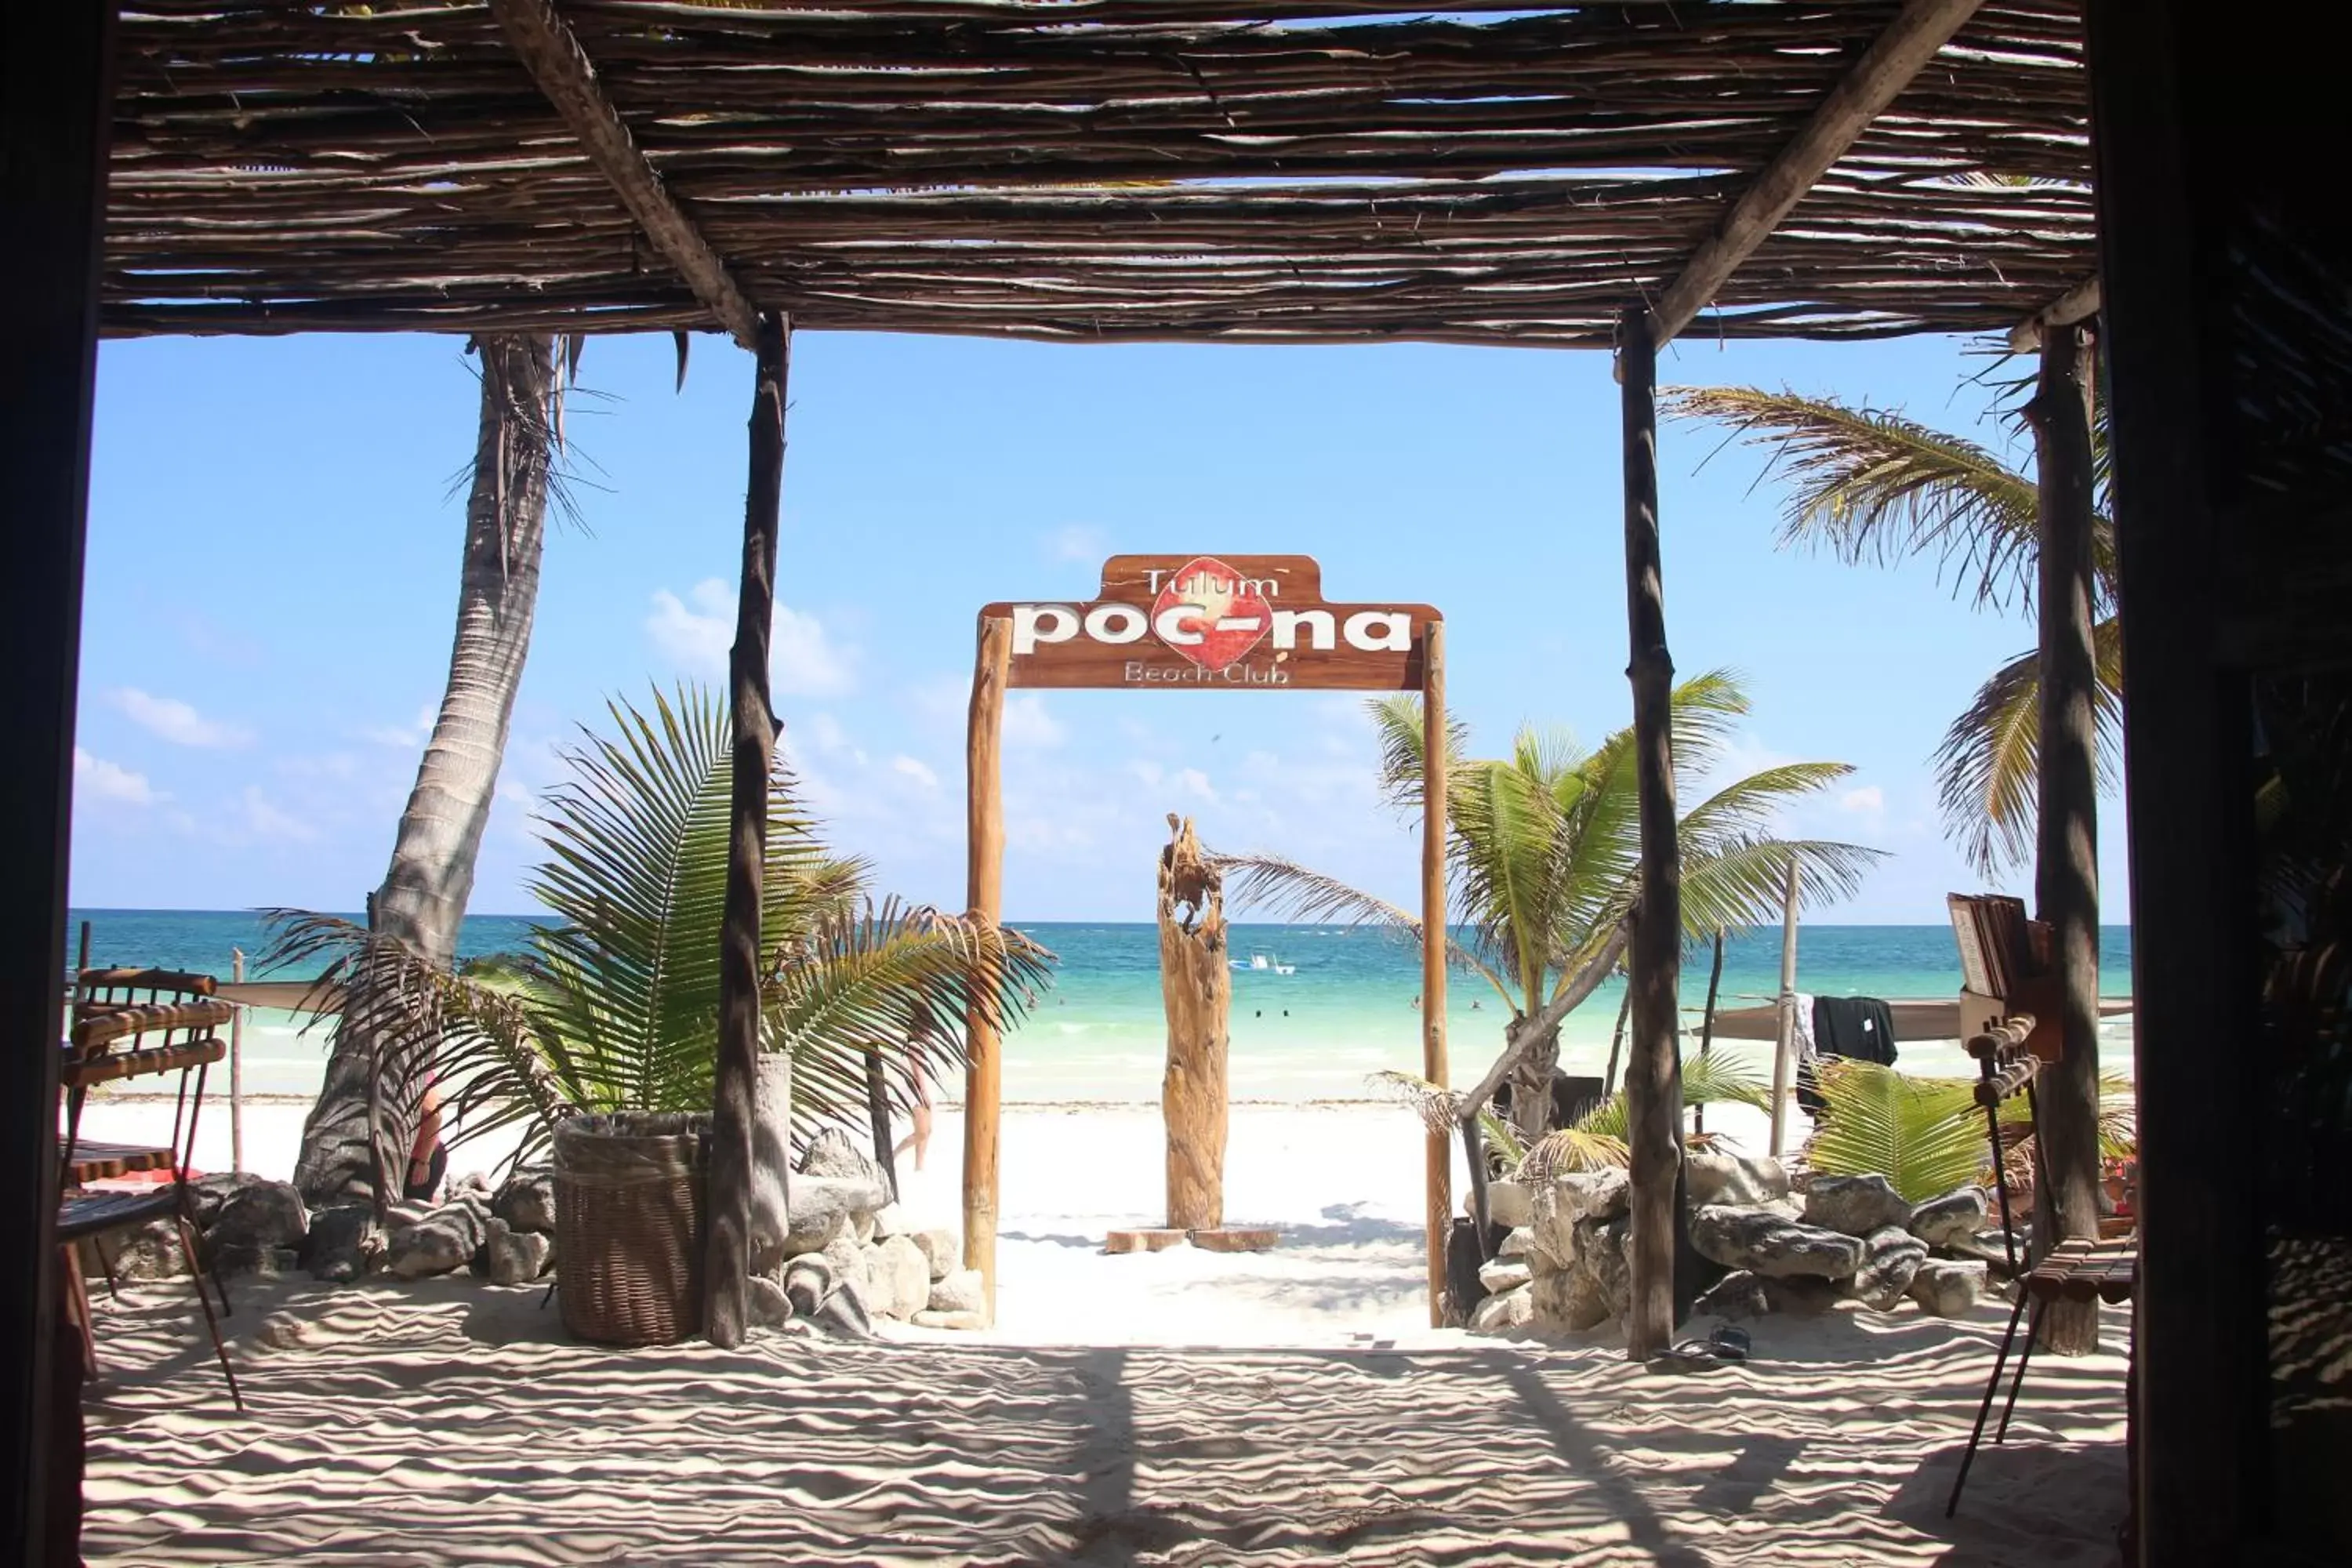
[1846,1225,1929,1310]
[822,1225,867,1303]
[1530,1258,1613,1333]
[869,1203,906,1240]
[814,1274,874,1339]
[383,1198,487,1279]
[1692,1269,1773,1321]
[782,1177,889,1254]
[188,1172,266,1230]
[207,1180,307,1254]
[1760,1276,1843,1316]
[1477,1258,1532,1295]
[1468,1283,1534,1334]
[1684,1150,1790,1208]
[913,1227,960,1281]
[912,1308,987,1331]
[1582,1215,1633,1316]
[867,1234,931,1321]
[1802,1174,1911,1238]
[1497,1226,1534,1261]
[103,1219,189,1281]
[381,1202,431,1232]
[750,1275,793,1328]
[302,1203,383,1283]
[928,1268,985,1316]
[492,1170,557,1235]
[799,1127,887,1185]
[1485,1180,1533,1229]
[211,1242,299,1280]
[1528,1168,1629,1268]
[1908,1258,1989,1318]
[483,1218,554,1287]
[1907,1185,1991,1250]
[782,1255,836,1318]
[1690,1203,1867,1279]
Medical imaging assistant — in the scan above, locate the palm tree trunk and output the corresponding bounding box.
[2027,325,2105,1354]
[292,334,557,1210]
[1506,1018,1563,1144]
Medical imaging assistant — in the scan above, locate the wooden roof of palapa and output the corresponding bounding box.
[105,0,2094,349]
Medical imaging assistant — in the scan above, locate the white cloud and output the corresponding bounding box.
[1002,694,1065,750]
[74,748,158,805]
[891,755,940,790]
[358,704,437,750]
[1047,524,1107,564]
[238,786,320,843]
[109,687,252,749]
[1838,784,1886,816]
[646,579,854,696]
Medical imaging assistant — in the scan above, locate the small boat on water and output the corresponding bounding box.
[1234,951,1299,975]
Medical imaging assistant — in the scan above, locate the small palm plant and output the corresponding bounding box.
[1663,385,2122,874]
[1803,1058,2139,1203]
[1222,672,1881,1232]
[267,685,1049,1199]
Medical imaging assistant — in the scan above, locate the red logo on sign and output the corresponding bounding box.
[1151,556,1272,673]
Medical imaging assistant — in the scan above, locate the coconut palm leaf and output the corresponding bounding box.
[1519,1053,1769,1178]
[1802,1060,1989,1203]
[1664,385,2055,611]
[1677,836,1886,942]
[1934,613,2126,876]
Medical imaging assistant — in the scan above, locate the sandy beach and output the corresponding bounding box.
[74,1096,2131,1564]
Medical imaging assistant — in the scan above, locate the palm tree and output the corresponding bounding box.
[292,334,574,1208]
[1661,386,2122,876]
[1221,671,1882,1163]
[269,686,1051,1196]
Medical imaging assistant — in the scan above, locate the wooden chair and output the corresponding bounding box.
[1945,1011,2135,1515]
[58,969,243,1409]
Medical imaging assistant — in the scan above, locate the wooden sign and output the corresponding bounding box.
[980,554,1439,691]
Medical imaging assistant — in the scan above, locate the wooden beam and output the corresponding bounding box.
[2027,324,2105,1357]
[1617,304,1682,1361]
[2007,277,2103,353]
[1649,0,1985,347]
[963,616,1013,1322]
[0,0,114,1552]
[705,311,789,1349]
[1767,862,1801,1157]
[1420,622,1450,1327]
[487,0,761,349]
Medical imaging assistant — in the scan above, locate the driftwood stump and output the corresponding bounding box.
[1159,815,1231,1232]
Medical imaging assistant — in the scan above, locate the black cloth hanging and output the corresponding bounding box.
[1812,995,1900,1067]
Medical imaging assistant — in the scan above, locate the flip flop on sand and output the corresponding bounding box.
[1657,1325,1751,1368]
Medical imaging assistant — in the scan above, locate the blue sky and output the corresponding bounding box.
[71,327,2126,924]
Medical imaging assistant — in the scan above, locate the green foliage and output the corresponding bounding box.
[1665,383,2125,876]
[1802,1061,1988,1203]
[1519,1054,1772,1178]
[266,684,1052,1165]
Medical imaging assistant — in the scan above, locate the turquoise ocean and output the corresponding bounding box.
[69,910,2135,1103]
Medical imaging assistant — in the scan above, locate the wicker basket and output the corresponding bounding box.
[553,1112,710,1346]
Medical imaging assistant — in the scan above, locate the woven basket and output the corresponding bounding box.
[553,1112,710,1346]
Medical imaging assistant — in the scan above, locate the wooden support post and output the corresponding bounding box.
[1158,817,1230,1232]
[1769,861,1802,1157]
[1,0,113,1552]
[2027,324,2104,1355]
[705,312,789,1349]
[230,949,247,1174]
[1618,306,1683,1362]
[1421,623,1452,1327]
[962,616,1013,1319]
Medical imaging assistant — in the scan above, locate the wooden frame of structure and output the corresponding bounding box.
[37,1,2282,1559]
[964,556,1452,1322]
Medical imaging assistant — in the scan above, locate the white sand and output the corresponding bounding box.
[74,1094,2130,1563]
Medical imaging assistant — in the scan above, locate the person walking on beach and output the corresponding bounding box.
[893,1048,934,1174]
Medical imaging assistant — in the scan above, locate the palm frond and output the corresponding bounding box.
[1367,694,1470,813]
[1665,385,2051,612]
[1934,613,2125,877]
[1519,1126,1629,1180]
[1677,837,1886,941]
[1802,1060,1988,1203]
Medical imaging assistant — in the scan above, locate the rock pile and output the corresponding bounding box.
[1465,1158,2001,1338]
[755,1130,982,1337]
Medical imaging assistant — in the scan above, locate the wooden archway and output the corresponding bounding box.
[962,554,1451,1323]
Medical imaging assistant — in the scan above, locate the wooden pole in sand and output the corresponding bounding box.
[2027,322,2104,1356]
[230,949,246,1174]
[1769,862,1801,1157]
[1159,816,1230,1231]
[706,310,789,1351]
[1420,623,1451,1327]
[1617,305,1683,1363]
[963,615,1012,1319]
